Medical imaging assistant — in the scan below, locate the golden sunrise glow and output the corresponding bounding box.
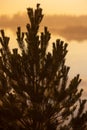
[0,0,87,15]
[0,0,87,94]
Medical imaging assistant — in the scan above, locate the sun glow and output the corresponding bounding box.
[0,0,87,15]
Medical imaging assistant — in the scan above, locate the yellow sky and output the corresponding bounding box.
[0,0,87,16]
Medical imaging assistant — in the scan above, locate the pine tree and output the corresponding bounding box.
[0,4,87,130]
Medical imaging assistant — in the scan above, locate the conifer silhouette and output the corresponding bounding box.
[0,4,87,130]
